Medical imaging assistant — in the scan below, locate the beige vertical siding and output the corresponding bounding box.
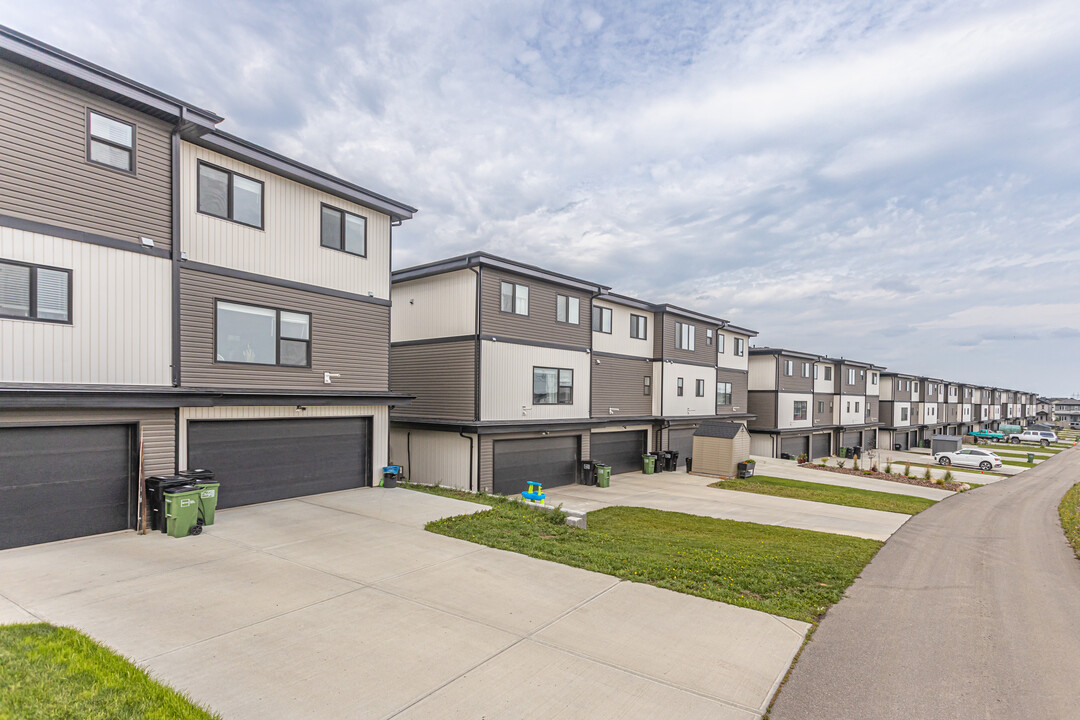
[179,142,390,298]
[692,429,750,477]
[716,329,750,371]
[0,407,175,476]
[748,355,776,390]
[479,269,592,347]
[839,395,866,425]
[591,299,654,357]
[749,432,775,457]
[390,341,476,420]
[591,354,653,418]
[479,341,591,421]
[389,428,476,490]
[0,227,171,385]
[391,271,476,342]
[661,362,716,417]
[178,405,387,473]
[0,58,173,250]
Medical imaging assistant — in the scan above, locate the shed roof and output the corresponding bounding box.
[693,420,745,439]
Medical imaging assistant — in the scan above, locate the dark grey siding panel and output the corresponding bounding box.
[591,355,653,418]
[747,391,777,429]
[866,398,880,423]
[777,355,814,393]
[813,394,833,427]
[667,428,696,467]
[180,268,389,391]
[0,58,173,250]
[480,269,592,346]
[653,314,665,359]
[838,364,868,395]
[780,435,809,458]
[880,401,894,425]
[717,368,748,414]
[590,430,647,474]
[391,341,475,420]
[811,433,831,459]
[661,312,716,365]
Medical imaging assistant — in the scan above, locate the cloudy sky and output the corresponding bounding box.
[6,0,1079,394]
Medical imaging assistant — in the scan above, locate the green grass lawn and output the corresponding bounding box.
[709,475,936,515]
[980,443,1063,454]
[418,489,881,624]
[1001,460,1037,468]
[0,624,218,720]
[1059,483,1080,559]
[992,450,1050,460]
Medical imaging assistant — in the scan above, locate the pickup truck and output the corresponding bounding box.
[1004,430,1057,447]
[968,430,1004,441]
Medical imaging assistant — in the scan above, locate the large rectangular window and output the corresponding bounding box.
[793,401,807,421]
[320,205,367,256]
[717,334,725,353]
[592,305,612,333]
[87,110,134,172]
[500,281,529,315]
[717,382,732,406]
[215,300,310,367]
[556,294,580,324]
[675,322,695,351]
[0,260,71,323]
[198,162,264,228]
[847,368,856,385]
[630,313,647,339]
[533,367,573,405]
[901,406,909,421]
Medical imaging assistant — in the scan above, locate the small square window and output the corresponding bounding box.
[320,205,367,257]
[630,314,647,339]
[500,281,529,315]
[87,110,134,172]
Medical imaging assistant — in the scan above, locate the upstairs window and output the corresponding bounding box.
[802,362,810,378]
[198,161,264,229]
[500,281,529,315]
[215,300,310,367]
[706,329,713,346]
[734,337,745,356]
[871,372,878,385]
[783,360,794,376]
[533,367,573,405]
[630,313,647,339]
[717,334,725,353]
[793,401,807,421]
[813,364,819,380]
[866,402,872,418]
[901,406,909,421]
[556,295,580,324]
[717,382,732,406]
[855,401,860,413]
[824,366,832,381]
[675,322,695,351]
[817,400,825,413]
[87,110,134,172]
[696,379,705,397]
[847,368,856,385]
[0,260,71,323]
[644,375,651,396]
[320,205,367,256]
[677,377,684,396]
[913,381,920,393]
[592,305,612,333]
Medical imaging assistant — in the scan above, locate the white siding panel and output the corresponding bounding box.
[591,299,654,358]
[662,362,717,417]
[839,395,866,426]
[390,428,476,491]
[479,340,590,421]
[748,355,776,390]
[813,364,835,394]
[0,227,170,384]
[777,392,814,429]
[749,432,775,457]
[716,329,750,371]
[180,142,391,299]
[391,271,476,342]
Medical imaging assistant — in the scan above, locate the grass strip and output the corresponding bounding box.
[1001,460,1037,468]
[709,475,936,515]
[979,443,1063,454]
[1059,483,1080,560]
[0,624,218,720]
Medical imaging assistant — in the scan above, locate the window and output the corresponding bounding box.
[783,360,794,376]
[906,380,911,391]
[817,400,825,413]
[533,367,573,405]
[0,260,71,323]
[866,402,872,418]
[87,110,134,172]
[644,376,651,396]
[675,322,695,351]
[793,401,807,421]
[320,205,367,256]
[855,401,860,413]
[500,281,529,315]
[813,364,819,380]
[901,407,909,421]
[556,295,580,324]
[592,305,612,333]
[215,300,310,367]
[824,366,832,381]
[717,382,732,406]
[695,379,705,397]
[913,381,920,393]
[630,313,647,339]
[735,337,744,356]
[847,368,856,385]
[860,370,865,379]
[846,401,851,413]
[677,378,684,396]
[896,379,902,390]
[198,162,264,228]
[706,329,713,346]
[871,372,878,385]
[802,362,810,378]
[717,334,725,353]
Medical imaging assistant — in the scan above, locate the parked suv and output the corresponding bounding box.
[1070,422,1080,430]
[1006,430,1057,447]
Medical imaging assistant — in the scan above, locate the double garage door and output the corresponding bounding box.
[493,436,579,495]
[590,430,647,475]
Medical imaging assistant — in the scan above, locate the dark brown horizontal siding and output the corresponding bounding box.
[391,341,476,420]
[0,58,173,250]
[813,393,833,426]
[479,269,592,346]
[776,355,814,393]
[591,355,653,418]
[747,391,776,429]
[717,368,748,414]
[838,364,868,395]
[180,268,388,391]
[661,312,717,365]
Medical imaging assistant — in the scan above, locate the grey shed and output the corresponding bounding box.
[691,421,751,477]
[931,435,963,455]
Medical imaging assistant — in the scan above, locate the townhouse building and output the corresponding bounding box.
[1053,398,1080,425]
[0,27,415,550]
[917,377,947,438]
[879,372,918,450]
[972,386,993,428]
[1035,397,1053,423]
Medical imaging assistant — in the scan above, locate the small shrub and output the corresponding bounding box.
[837,460,846,469]
[884,462,892,474]
[944,470,955,484]
[797,453,809,464]
[903,461,911,476]
[819,459,828,467]
[923,467,932,481]
[548,504,568,525]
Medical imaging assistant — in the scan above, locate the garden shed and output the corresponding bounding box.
[931,434,963,455]
[691,421,751,477]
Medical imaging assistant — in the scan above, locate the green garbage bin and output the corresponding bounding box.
[642,454,656,474]
[164,486,201,538]
[596,463,611,488]
[195,481,220,526]
[1027,453,1035,464]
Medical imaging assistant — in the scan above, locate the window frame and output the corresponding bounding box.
[717,381,732,406]
[824,366,832,381]
[630,313,647,339]
[802,362,810,378]
[592,305,612,333]
[717,333,725,353]
[555,294,580,325]
[677,377,684,396]
[734,337,745,356]
[817,400,825,413]
[675,322,695,351]
[500,281,530,316]
[695,378,705,397]
[532,366,574,405]
[197,160,265,230]
[783,359,794,376]
[319,203,368,257]
[847,368,856,385]
[85,108,136,175]
[644,375,651,396]
[0,258,73,325]
[793,400,808,421]
[706,328,713,346]
[213,299,312,368]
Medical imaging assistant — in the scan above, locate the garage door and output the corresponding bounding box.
[0,425,135,550]
[811,433,831,459]
[842,430,860,447]
[667,429,696,468]
[188,417,370,508]
[591,430,647,475]
[492,436,579,495]
[863,430,877,449]
[895,432,909,450]
[780,435,809,459]
[908,430,919,449]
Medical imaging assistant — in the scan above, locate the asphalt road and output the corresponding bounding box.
[768,446,1080,720]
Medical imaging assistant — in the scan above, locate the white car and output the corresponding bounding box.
[1006,430,1057,447]
[934,448,1004,471]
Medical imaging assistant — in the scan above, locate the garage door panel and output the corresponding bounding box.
[591,431,646,475]
[780,435,809,459]
[668,429,696,468]
[811,434,830,459]
[493,436,579,495]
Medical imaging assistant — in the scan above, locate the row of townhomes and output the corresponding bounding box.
[0,27,1043,550]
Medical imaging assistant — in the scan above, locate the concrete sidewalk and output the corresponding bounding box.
[0,487,808,720]
[545,469,912,540]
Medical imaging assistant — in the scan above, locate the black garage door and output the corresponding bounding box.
[842,430,860,447]
[493,436,579,495]
[0,425,135,550]
[188,417,370,508]
[591,431,647,475]
[668,429,696,468]
[780,435,809,459]
[895,432,909,450]
[863,430,877,449]
[811,433,831,459]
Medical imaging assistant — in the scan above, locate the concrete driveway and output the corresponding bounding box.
[749,457,954,500]
[0,488,808,720]
[546,468,913,540]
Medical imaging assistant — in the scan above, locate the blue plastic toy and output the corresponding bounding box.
[522,481,545,505]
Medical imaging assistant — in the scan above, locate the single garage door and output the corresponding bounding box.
[0,425,135,550]
[863,430,877,449]
[842,430,860,448]
[811,433,831,459]
[591,430,647,475]
[492,436,579,495]
[908,430,919,449]
[895,432,909,450]
[667,429,696,468]
[188,417,370,508]
[780,435,809,459]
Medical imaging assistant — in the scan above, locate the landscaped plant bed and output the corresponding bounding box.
[797,461,973,492]
[1059,482,1080,559]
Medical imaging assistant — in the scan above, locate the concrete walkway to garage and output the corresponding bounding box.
[0,488,809,720]
[544,468,912,540]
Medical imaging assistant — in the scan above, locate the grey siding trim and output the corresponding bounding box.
[181,260,391,306]
[479,269,592,346]
[0,58,173,250]
[747,391,777,429]
[179,268,389,391]
[591,355,653,418]
[391,335,476,348]
[0,214,170,259]
[717,368,748,414]
[593,350,659,363]
[390,341,476,421]
[662,312,717,365]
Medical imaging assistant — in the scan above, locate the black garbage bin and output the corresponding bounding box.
[580,460,598,485]
[667,451,679,471]
[852,445,862,459]
[649,451,665,473]
[179,468,214,482]
[685,456,693,473]
[382,466,402,488]
[146,475,191,533]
